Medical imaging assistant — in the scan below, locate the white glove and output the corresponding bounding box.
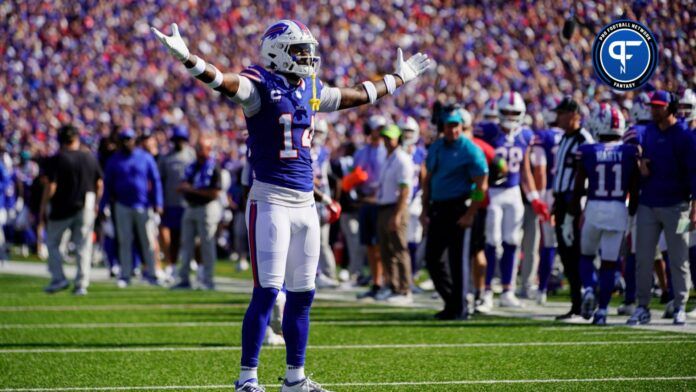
[151,23,190,62]
[561,214,575,247]
[394,48,431,84]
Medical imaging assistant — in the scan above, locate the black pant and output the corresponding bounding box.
[425,197,470,318]
[553,193,581,314]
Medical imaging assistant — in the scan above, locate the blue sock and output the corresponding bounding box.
[500,243,516,287]
[598,261,616,309]
[690,247,696,288]
[484,244,497,287]
[579,254,597,291]
[241,287,279,367]
[663,252,674,301]
[538,247,555,291]
[283,289,315,367]
[624,253,636,304]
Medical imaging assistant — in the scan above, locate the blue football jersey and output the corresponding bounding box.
[578,142,638,202]
[530,128,563,190]
[240,65,322,192]
[475,122,533,188]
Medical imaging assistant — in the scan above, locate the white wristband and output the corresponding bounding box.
[526,191,540,201]
[187,57,206,77]
[362,81,377,104]
[206,66,223,89]
[384,74,397,95]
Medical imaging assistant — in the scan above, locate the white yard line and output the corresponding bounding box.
[1,340,695,354]
[2,376,696,391]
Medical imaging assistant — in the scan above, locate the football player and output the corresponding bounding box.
[524,97,563,305]
[571,104,639,324]
[152,20,430,392]
[476,91,535,308]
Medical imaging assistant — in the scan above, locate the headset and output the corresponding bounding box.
[667,91,679,115]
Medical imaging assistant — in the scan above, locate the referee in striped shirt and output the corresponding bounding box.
[551,97,594,320]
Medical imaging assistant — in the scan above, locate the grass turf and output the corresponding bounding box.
[0,274,694,391]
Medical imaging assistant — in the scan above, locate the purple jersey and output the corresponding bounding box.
[475,122,533,188]
[578,142,638,202]
[240,65,322,192]
[622,122,650,146]
[530,128,563,190]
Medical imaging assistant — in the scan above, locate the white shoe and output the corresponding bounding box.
[235,380,265,392]
[674,307,687,325]
[386,293,413,305]
[73,287,88,296]
[536,290,547,305]
[617,302,635,316]
[499,291,524,308]
[418,279,435,291]
[338,269,350,282]
[663,300,675,319]
[281,377,332,392]
[263,326,285,346]
[476,290,494,313]
[315,274,339,289]
[236,258,249,272]
[116,279,129,289]
[687,308,696,319]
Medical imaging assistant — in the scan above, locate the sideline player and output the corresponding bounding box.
[152,20,430,391]
[570,104,639,325]
[476,91,534,308]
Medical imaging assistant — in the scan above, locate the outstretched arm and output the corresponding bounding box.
[151,24,245,100]
[324,49,431,111]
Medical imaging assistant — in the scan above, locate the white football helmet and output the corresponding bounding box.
[678,89,696,122]
[629,92,652,123]
[482,99,499,123]
[497,91,526,130]
[591,103,626,138]
[260,20,320,78]
[398,116,420,146]
[366,114,387,132]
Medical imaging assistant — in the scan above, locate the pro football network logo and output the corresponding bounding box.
[592,20,658,91]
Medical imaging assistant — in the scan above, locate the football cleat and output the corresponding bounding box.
[536,290,548,306]
[581,290,597,320]
[592,309,608,326]
[626,306,651,326]
[280,377,332,392]
[499,291,524,308]
[235,380,265,392]
[674,307,687,326]
[476,290,494,313]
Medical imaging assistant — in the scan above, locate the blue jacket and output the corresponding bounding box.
[639,120,696,207]
[101,148,163,210]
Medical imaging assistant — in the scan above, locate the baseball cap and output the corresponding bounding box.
[443,110,464,124]
[649,90,672,106]
[171,125,189,140]
[380,124,402,140]
[118,128,136,139]
[553,96,580,113]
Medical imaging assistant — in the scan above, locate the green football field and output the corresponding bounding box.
[1,273,695,392]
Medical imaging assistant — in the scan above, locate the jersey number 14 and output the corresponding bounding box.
[279,114,314,159]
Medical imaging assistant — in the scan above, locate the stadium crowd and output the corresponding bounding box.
[1,0,695,330]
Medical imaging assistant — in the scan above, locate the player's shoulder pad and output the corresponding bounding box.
[239,65,267,84]
[475,121,497,138]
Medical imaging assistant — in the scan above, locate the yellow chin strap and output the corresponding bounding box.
[310,73,321,111]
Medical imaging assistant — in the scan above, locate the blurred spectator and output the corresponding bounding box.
[158,125,195,281]
[40,124,103,295]
[101,128,163,288]
[172,135,222,290]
